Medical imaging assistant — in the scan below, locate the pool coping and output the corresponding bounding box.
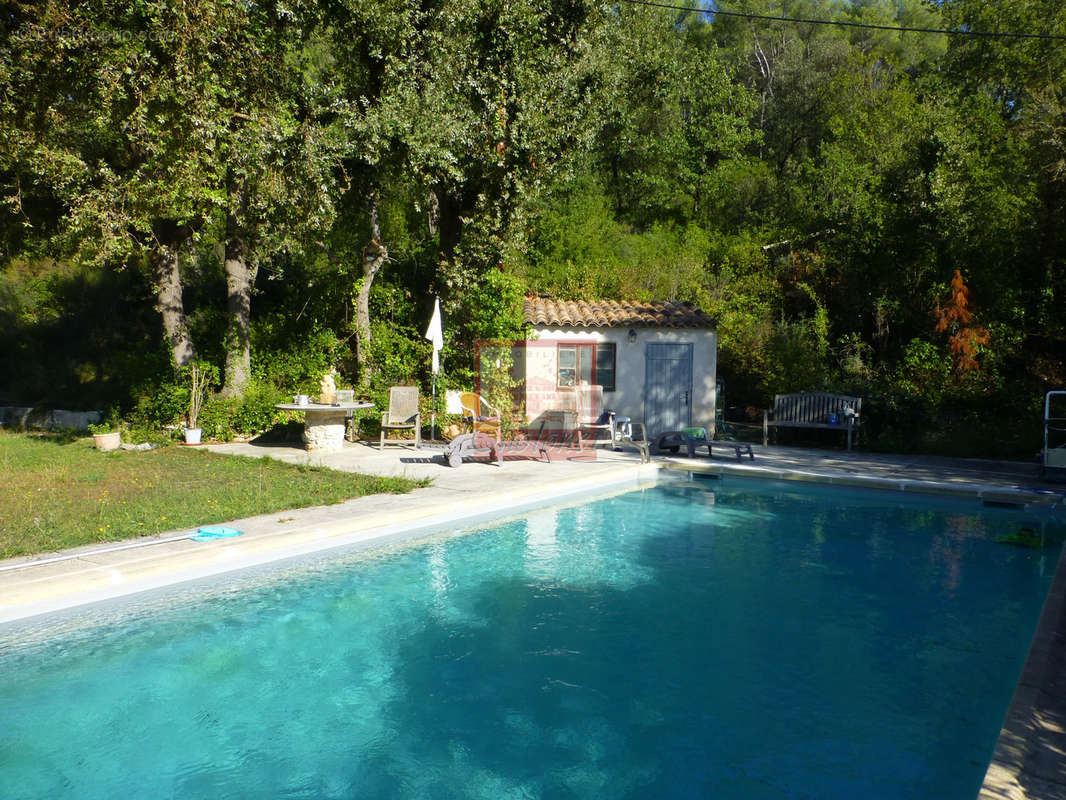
[662,458,1066,507]
[978,538,1066,800]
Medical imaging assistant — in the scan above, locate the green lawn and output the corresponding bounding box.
[0,431,429,558]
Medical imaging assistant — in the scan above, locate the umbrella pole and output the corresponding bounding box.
[431,374,437,441]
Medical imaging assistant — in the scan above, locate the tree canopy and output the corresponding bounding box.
[1,0,1063,457]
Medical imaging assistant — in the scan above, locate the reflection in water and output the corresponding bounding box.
[523,507,559,578]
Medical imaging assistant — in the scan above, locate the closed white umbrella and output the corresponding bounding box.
[425,297,443,440]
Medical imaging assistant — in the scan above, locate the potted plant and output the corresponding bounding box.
[88,419,121,451]
[184,362,211,445]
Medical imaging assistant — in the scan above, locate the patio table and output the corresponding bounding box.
[276,401,374,452]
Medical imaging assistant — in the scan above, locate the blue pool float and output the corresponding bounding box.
[191,526,245,543]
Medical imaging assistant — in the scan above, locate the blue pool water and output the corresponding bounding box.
[0,478,1062,799]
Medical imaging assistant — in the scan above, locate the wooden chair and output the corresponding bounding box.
[379,386,421,449]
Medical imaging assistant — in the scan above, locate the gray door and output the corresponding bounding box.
[644,343,693,438]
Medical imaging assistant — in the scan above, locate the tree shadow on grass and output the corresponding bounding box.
[4,428,82,446]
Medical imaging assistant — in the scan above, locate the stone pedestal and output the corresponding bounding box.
[302,409,348,452]
[276,402,374,453]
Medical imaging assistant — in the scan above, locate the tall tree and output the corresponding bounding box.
[1,0,347,396]
[393,0,605,288]
[594,5,756,228]
[0,0,229,369]
[940,0,1066,343]
[212,16,347,396]
[324,0,607,388]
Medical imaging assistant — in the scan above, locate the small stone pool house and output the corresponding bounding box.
[486,297,718,440]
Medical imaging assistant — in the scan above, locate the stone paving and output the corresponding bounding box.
[1,438,1064,798]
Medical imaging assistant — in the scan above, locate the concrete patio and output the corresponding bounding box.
[219,436,1066,496]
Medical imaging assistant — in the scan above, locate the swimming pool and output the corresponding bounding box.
[0,477,1061,799]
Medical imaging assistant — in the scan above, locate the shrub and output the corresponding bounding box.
[253,326,347,393]
[367,321,422,389]
[232,382,286,434]
[760,315,831,398]
[130,374,188,429]
[197,380,286,441]
[87,406,121,434]
[196,395,239,441]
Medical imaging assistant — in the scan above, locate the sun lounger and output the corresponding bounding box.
[657,428,754,461]
[443,431,503,467]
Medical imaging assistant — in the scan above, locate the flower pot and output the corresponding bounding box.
[184,427,202,445]
[93,432,121,451]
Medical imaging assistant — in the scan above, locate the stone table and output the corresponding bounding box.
[276,402,374,452]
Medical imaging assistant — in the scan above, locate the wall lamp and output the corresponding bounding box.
[627,329,638,344]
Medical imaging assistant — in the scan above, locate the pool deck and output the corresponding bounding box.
[1,439,1065,798]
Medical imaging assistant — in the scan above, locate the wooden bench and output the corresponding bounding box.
[763,392,862,450]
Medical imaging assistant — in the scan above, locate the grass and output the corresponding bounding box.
[0,431,430,558]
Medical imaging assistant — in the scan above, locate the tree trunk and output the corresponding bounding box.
[355,193,387,393]
[221,232,258,398]
[435,186,463,265]
[152,243,196,370]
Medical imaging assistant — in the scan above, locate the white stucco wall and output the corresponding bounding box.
[526,326,718,432]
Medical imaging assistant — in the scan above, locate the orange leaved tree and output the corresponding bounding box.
[934,270,990,373]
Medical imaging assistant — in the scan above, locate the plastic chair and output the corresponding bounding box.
[459,392,502,440]
[617,420,650,463]
[581,409,616,448]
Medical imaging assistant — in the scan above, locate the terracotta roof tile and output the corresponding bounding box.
[523,297,716,329]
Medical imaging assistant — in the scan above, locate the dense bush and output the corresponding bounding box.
[197,380,286,441]
[129,373,188,430]
[253,325,349,396]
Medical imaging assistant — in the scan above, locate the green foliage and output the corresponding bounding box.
[366,322,422,389]
[420,270,531,392]
[894,339,953,408]
[4,0,1065,459]
[231,383,287,436]
[836,333,875,383]
[463,270,528,345]
[252,327,347,395]
[86,405,121,435]
[598,7,757,228]
[130,376,188,430]
[197,380,286,441]
[361,279,421,387]
[121,422,175,447]
[520,174,712,301]
[0,257,170,409]
[760,317,832,398]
